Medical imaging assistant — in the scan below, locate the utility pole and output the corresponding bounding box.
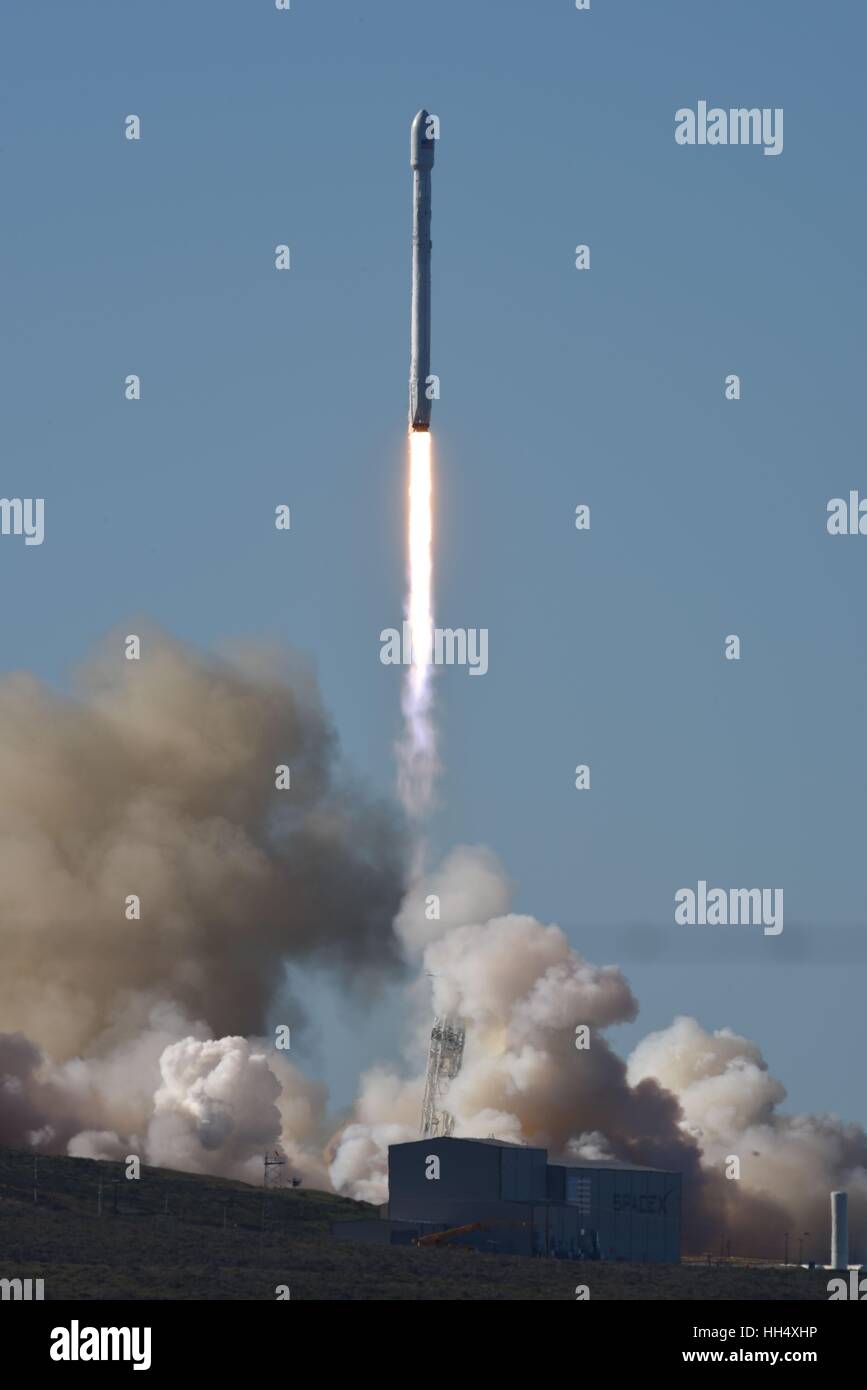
[784,1231,789,1266]
[33,1154,38,1204]
[97,1178,103,1217]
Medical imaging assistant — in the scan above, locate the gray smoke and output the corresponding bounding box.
[2,631,865,1257]
[0,628,404,1179]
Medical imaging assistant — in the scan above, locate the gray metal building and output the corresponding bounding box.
[333,1137,681,1262]
[546,1156,681,1262]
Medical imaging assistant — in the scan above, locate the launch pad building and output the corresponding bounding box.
[334,1137,681,1262]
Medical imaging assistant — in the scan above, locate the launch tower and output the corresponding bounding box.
[420,1015,465,1137]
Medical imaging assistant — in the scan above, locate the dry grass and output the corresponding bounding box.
[0,1147,832,1301]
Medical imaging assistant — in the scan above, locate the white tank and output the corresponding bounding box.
[831,1190,848,1269]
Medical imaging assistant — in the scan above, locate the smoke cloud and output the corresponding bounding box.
[329,845,867,1258]
[1,630,864,1259]
[0,628,403,1180]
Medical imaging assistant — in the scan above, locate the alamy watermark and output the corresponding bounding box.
[675,103,783,157]
[380,622,488,675]
[50,1321,151,1371]
[0,498,44,546]
[675,881,783,936]
[1,1276,44,1300]
[827,492,867,535]
[828,1271,867,1300]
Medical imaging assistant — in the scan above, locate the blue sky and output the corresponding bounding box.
[3,1,865,1121]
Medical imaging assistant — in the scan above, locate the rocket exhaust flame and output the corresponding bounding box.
[398,429,437,819]
[399,110,439,823]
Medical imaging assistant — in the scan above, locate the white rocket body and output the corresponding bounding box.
[409,110,435,430]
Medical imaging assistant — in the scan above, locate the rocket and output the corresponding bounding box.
[409,109,435,431]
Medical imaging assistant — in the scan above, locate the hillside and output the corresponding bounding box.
[0,1147,832,1300]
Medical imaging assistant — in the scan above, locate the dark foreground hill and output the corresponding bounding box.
[0,1147,831,1300]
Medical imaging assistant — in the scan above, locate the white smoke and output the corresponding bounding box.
[629,1016,867,1246]
[2,1000,330,1187]
[328,845,867,1256]
[1,629,865,1259]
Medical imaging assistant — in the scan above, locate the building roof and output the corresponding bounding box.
[397,1136,542,1151]
[395,1136,678,1172]
[551,1156,679,1174]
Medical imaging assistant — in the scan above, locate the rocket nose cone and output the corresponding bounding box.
[411,109,435,169]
